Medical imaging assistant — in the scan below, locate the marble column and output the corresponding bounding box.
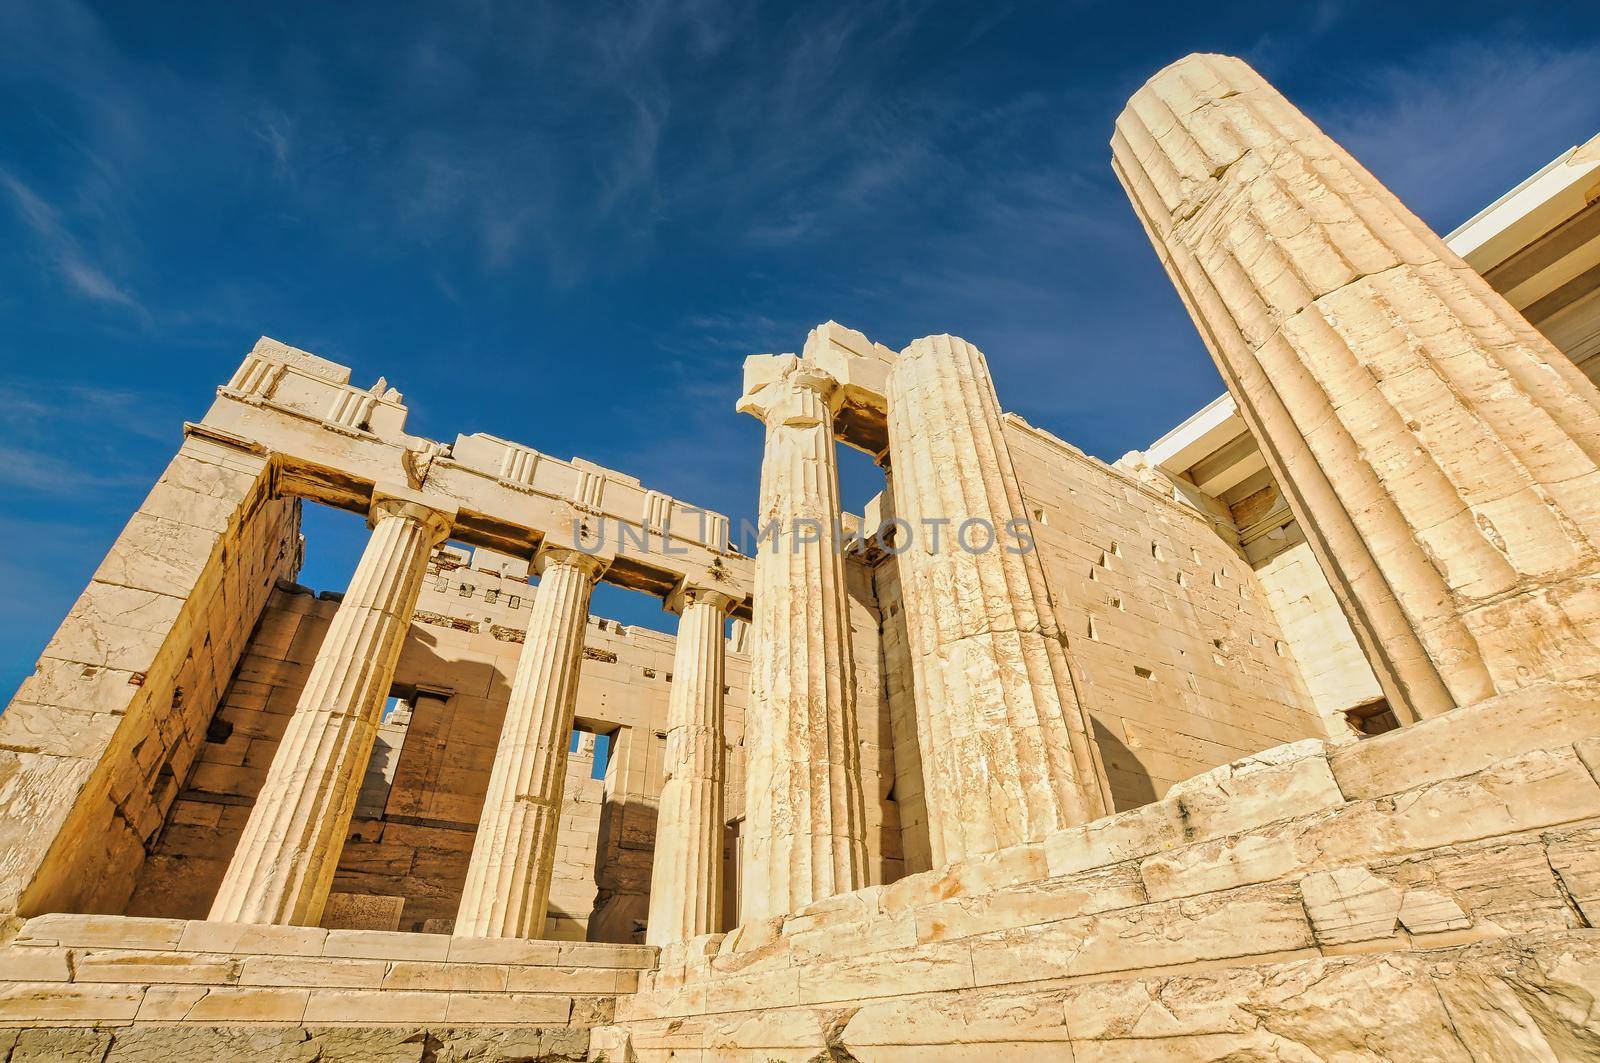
[736,356,869,922]
[645,585,735,945]
[1113,53,1600,722]
[885,335,1109,866]
[454,544,606,938]
[210,487,453,925]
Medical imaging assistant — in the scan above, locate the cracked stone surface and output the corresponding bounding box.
[886,333,1109,864]
[1113,52,1600,725]
[736,355,870,922]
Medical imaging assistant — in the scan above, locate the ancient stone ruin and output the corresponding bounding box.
[2,54,1599,1060]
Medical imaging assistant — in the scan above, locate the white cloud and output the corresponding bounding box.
[0,167,146,316]
[1318,38,1600,232]
[0,444,149,494]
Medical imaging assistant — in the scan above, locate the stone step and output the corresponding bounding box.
[10,915,656,970]
[0,915,652,1030]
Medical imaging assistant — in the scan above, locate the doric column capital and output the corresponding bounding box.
[736,354,843,428]
[666,583,737,617]
[369,482,455,545]
[534,542,609,582]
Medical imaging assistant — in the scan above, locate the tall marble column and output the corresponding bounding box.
[211,486,453,925]
[454,544,606,938]
[886,335,1109,866]
[1113,53,1600,722]
[736,355,869,922]
[645,585,735,945]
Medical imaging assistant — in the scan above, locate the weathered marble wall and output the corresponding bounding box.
[0,434,297,933]
[1253,530,1387,733]
[1004,417,1327,807]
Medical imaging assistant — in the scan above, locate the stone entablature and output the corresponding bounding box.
[203,337,752,612]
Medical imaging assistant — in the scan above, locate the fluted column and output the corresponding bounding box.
[736,356,869,922]
[1113,53,1600,722]
[645,586,735,945]
[885,335,1109,865]
[454,544,606,938]
[211,487,453,925]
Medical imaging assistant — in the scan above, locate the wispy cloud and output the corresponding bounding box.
[0,167,145,316]
[0,444,150,494]
[1318,38,1600,232]
[672,310,792,354]
[0,382,177,442]
[0,0,1087,297]
[0,380,179,501]
[254,111,296,180]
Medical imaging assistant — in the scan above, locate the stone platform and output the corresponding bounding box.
[0,1025,592,1061]
[0,913,651,1056]
[605,689,1600,1059]
[3,691,1597,1060]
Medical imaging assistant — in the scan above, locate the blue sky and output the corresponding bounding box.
[4,1,1600,702]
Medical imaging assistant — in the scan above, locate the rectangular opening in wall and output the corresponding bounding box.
[354,686,417,823]
[570,726,611,780]
[1134,665,1154,680]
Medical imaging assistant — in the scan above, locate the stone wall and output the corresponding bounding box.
[0,433,297,933]
[1252,529,1387,732]
[0,1027,591,1061]
[842,556,909,888]
[1003,417,1328,807]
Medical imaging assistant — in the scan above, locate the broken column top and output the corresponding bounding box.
[739,321,900,457]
